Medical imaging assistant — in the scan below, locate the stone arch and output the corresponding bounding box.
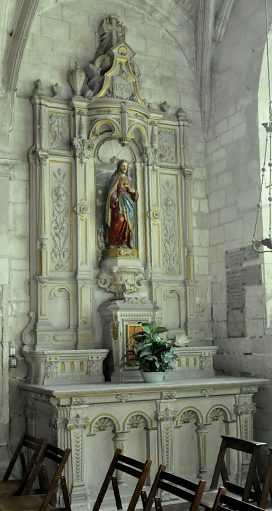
[127,123,148,152]
[89,118,121,143]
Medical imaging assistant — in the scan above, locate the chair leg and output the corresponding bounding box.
[141,490,148,508]
[92,449,122,511]
[60,476,71,511]
[112,476,122,510]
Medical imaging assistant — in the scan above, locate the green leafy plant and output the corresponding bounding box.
[130,322,178,373]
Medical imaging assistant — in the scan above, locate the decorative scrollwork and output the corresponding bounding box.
[116,393,132,402]
[51,167,69,270]
[160,177,179,273]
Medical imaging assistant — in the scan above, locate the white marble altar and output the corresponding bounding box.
[21,377,267,511]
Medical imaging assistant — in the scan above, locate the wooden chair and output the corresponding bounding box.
[0,443,71,511]
[211,487,265,511]
[259,447,272,508]
[201,435,266,510]
[0,433,47,496]
[92,448,152,511]
[141,464,206,511]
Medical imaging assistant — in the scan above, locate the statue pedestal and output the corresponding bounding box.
[98,255,145,297]
[99,299,159,382]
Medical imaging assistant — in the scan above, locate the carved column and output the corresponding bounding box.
[36,151,50,332]
[66,411,90,506]
[233,392,257,485]
[177,110,197,336]
[37,151,49,278]
[72,98,94,349]
[155,398,177,471]
[195,422,209,478]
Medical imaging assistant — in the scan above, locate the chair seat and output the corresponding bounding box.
[201,490,219,509]
[0,494,46,511]
[0,480,21,496]
[201,489,253,510]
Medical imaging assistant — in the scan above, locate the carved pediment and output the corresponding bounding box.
[85,16,143,104]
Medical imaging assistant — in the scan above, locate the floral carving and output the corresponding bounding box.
[51,168,69,270]
[160,178,179,273]
[158,130,176,162]
[49,113,70,150]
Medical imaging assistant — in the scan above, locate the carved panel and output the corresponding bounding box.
[160,173,180,274]
[158,129,177,163]
[49,163,72,271]
[49,112,70,151]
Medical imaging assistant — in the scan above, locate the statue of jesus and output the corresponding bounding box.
[105,160,139,249]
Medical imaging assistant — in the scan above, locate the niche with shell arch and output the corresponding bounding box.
[124,412,151,480]
[174,407,202,478]
[206,405,232,479]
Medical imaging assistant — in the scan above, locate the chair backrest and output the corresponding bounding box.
[92,448,152,511]
[259,447,272,508]
[212,487,265,511]
[3,433,47,495]
[38,443,71,511]
[142,465,206,511]
[210,435,266,504]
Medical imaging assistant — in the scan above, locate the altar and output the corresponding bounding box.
[21,377,267,511]
[20,15,268,511]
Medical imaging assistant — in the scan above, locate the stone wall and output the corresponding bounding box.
[207,0,272,457]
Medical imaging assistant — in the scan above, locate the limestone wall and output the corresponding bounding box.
[207,0,272,456]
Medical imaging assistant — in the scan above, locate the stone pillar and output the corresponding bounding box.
[72,99,94,350]
[233,392,256,485]
[195,422,209,478]
[113,430,130,483]
[0,160,12,474]
[155,398,177,471]
[66,413,90,508]
[177,110,197,338]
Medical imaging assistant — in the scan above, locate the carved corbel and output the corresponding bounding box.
[98,267,144,297]
[72,138,94,165]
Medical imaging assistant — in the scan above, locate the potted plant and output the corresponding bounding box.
[130,322,178,383]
